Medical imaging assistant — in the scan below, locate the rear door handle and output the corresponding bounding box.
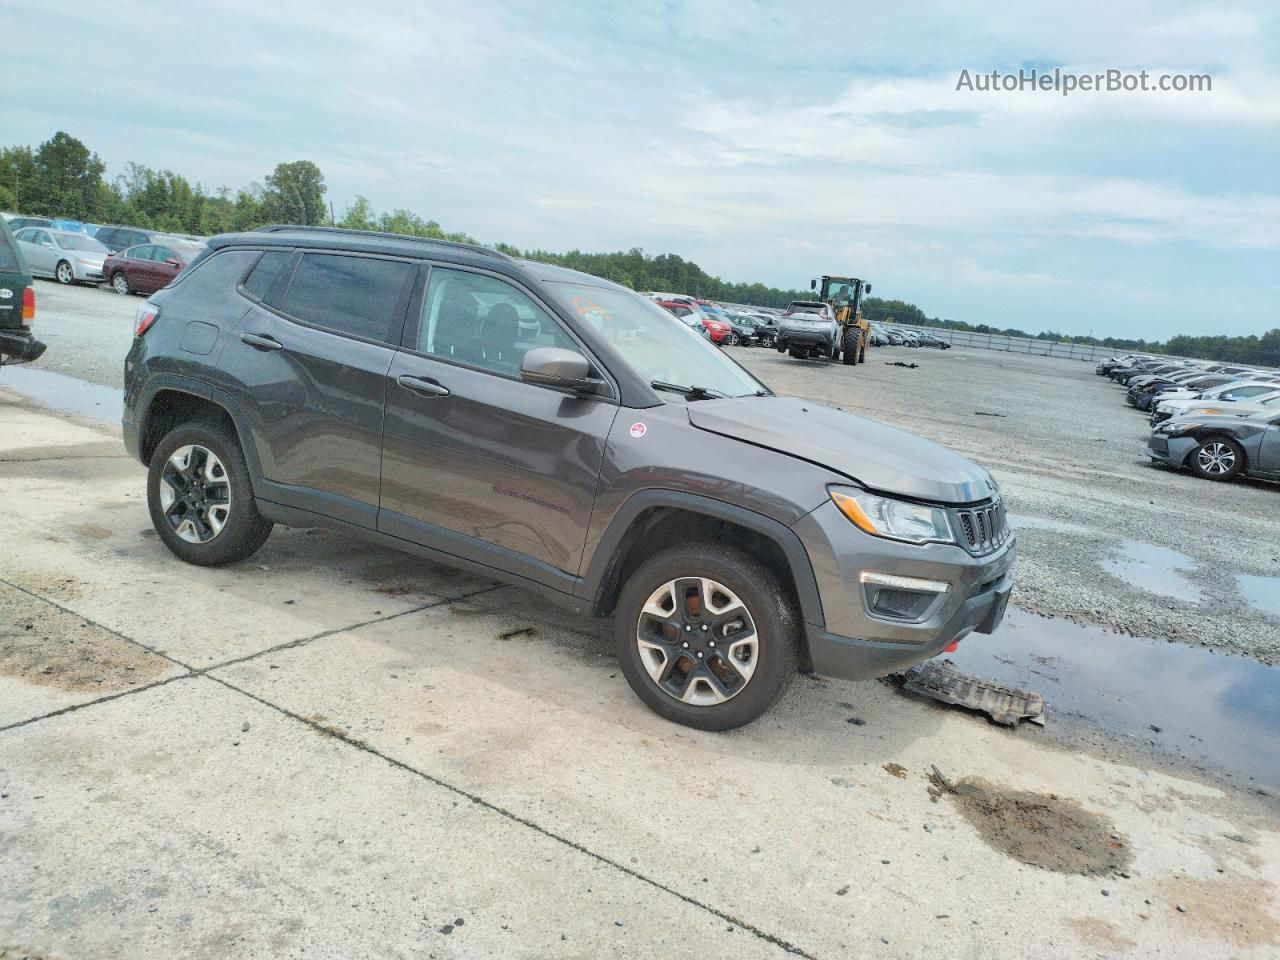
[241,333,283,351]
[397,375,450,397]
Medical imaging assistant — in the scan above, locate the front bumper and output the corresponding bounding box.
[793,499,1016,681]
[1145,434,1196,467]
[73,262,105,282]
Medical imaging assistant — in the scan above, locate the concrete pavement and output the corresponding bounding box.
[1,388,1277,959]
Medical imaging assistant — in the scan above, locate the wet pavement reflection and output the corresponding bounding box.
[949,606,1280,793]
[1,365,122,425]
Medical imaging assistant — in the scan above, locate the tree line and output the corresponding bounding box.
[3,131,1274,365]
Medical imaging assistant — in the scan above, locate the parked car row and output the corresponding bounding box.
[1096,353,1280,483]
[643,293,783,347]
[2,213,206,295]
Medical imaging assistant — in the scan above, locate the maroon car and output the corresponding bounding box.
[105,240,203,295]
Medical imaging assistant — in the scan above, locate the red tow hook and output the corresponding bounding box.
[942,640,960,654]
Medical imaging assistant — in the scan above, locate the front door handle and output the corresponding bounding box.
[397,375,450,397]
[241,333,283,351]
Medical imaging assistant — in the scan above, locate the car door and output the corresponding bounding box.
[379,264,618,588]
[123,245,156,291]
[1257,415,1280,474]
[216,249,414,528]
[20,230,54,276]
[150,244,183,292]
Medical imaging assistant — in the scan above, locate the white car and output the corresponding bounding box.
[1152,380,1280,422]
[1158,390,1280,425]
[13,227,108,285]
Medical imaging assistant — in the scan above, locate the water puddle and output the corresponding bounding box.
[1236,575,1280,619]
[949,606,1280,792]
[1011,515,1096,536]
[1100,541,1202,603]
[0,365,122,425]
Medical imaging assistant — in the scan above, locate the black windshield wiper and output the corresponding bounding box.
[649,380,727,400]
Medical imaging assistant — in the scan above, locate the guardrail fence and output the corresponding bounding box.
[882,323,1115,363]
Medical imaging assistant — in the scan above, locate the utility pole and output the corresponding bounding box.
[330,200,336,226]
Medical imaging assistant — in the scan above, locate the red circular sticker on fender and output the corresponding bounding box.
[629,422,647,439]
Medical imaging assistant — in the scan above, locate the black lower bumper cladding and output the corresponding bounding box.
[0,330,47,363]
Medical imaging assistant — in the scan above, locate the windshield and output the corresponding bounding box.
[548,282,766,398]
[55,234,107,252]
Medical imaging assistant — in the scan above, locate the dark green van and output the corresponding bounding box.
[0,215,46,363]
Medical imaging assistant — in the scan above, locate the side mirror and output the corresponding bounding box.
[865,283,872,294]
[521,347,604,394]
[809,279,817,290]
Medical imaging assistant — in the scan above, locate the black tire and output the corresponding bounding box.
[775,338,787,354]
[614,544,800,731]
[55,260,75,285]
[147,421,273,565]
[788,348,805,359]
[841,328,858,365]
[1188,436,1244,482]
[111,271,131,296]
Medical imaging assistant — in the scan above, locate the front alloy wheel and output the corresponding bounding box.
[636,577,758,705]
[112,272,130,295]
[56,261,74,284]
[158,444,231,543]
[615,544,800,730]
[1192,438,1243,481]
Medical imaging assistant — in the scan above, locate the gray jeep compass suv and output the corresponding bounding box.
[123,226,1015,730]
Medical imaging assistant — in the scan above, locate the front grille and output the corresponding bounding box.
[950,499,1010,556]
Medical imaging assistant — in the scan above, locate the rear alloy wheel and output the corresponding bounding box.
[615,544,799,730]
[148,422,273,565]
[111,271,130,295]
[55,260,74,285]
[1190,437,1244,481]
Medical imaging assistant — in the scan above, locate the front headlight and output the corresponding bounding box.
[829,487,955,545]
[1157,421,1204,435]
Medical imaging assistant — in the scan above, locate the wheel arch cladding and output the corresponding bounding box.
[140,389,240,466]
[587,495,824,665]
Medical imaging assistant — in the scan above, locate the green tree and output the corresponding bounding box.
[31,132,106,219]
[261,160,326,225]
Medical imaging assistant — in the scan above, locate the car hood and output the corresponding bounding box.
[687,396,996,504]
[1171,401,1270,417]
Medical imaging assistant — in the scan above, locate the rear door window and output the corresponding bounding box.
[131,245,154,261]
[280,252,412,343]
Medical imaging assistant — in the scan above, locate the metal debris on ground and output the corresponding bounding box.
[896,659,1046,727]
[885,361,919,369]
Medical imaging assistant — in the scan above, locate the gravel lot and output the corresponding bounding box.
[13,281,1278,662]
[732,344,1280,664]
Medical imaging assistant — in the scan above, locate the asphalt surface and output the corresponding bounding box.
[2,393,1278,960]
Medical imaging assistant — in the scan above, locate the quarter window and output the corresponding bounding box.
[241,250,291,302]
[281,253,412,343]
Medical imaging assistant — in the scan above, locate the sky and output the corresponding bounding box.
[2,0,1277,340]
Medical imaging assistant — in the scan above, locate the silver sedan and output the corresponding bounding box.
[12,227,108,285]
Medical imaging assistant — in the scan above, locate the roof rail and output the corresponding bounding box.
[251,224,509,260]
